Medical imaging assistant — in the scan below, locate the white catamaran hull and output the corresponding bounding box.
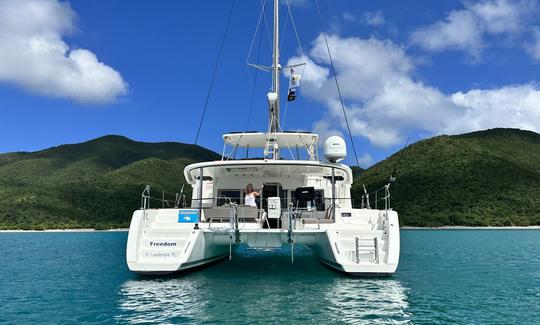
[126,208,399,276]
[126,1,402,277]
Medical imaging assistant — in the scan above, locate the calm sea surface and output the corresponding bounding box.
[0,230,539,324]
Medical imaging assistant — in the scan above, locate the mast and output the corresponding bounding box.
[271,0,280,132]
[267,0,280,158]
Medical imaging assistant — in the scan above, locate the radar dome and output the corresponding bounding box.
[324,136,347,162]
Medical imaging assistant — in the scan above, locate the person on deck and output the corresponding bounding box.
[244,183,261,207]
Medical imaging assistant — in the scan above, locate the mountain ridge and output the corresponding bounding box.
[1,128,539,229]
[355,128,540,226]
[0,136,220,229]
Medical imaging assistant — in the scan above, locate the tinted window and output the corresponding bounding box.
[218,190,241,205]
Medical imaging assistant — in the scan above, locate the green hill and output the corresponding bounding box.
[354,128,540,227]
[0,136,220,230]
[2,129,539,229]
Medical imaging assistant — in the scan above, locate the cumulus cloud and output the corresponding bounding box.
[0,0,127,104]
[411,0,537,59]
[447,85,540,133]
[288,34,540,148]
[410,10,483,59]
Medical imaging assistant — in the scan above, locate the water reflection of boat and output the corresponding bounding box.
[116,279,210,324]
[116,277,410,324]
[117,247,410,324]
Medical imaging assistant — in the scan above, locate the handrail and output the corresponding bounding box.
[360,183,391,210]
[140,185,188,210]
[287,203,294,243]
[140,183,392,215]
[140,185,151,210]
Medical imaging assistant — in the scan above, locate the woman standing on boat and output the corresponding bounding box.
[244,184,261,207]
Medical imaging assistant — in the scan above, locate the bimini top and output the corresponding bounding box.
[223,132,318,148]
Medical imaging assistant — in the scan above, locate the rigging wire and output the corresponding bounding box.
[281,0,305,130]
[285,0,305,58]
[280,4,290,49]
[246,0,268,65]
[246,23,265,130]
[261,0,273,52]
[314,0,361,168]
[194,0,237,145]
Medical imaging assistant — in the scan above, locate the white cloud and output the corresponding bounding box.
[471,0,527,34]
[411,10,483,59]
[343,11,385,27]
[0,0,127,104]
[526,28,540,60]
[447,85,540,133]
[411,0,537,59]
[358,153,374,168]
[363,11,385,27]
[289,34,540,148]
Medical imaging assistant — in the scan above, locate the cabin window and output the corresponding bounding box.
[217,190,241,205]
[314,189,325,211]
[291,188,325,211]
[280,190,288,210]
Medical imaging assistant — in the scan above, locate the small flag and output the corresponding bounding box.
[287,89,296,101]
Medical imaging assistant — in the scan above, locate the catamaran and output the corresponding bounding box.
[126,0,400,276]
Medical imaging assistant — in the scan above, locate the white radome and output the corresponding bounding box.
[324,136,347,163]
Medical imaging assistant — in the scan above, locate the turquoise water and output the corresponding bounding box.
[0,230,539,324]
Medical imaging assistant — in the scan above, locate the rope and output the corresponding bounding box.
[194,0,236,145]
[314,0,361,168]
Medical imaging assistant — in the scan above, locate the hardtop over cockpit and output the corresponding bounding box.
[221,131,319,161]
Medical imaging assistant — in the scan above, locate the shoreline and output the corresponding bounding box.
[1,226,539,232]
[401,226,540,230]
[0,228,129,233]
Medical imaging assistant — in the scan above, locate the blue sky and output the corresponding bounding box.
[1,0,540,167]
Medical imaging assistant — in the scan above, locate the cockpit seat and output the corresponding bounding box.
[302,217,334,224]
[203,206,259,223]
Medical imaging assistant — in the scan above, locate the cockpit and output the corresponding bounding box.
[184,161,352,229]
